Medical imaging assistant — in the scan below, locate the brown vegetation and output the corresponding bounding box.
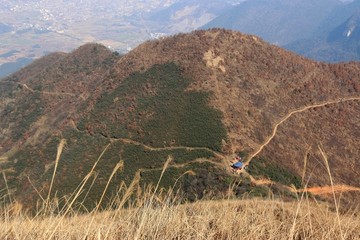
[108,28,360,192]
[0,29,359,207]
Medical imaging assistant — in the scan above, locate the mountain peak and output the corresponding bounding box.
[1,29,360,208]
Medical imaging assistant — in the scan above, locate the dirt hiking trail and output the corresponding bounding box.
[20,83,76,97]
[297,185,360,196]
[246,97,360,165]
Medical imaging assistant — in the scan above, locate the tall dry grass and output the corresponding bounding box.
[0,142,359,239]
[1,194,359,239]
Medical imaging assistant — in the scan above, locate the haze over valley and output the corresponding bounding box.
[2,0,359,78]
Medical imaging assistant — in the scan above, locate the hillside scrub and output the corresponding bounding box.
[79,63,227,151]
[248,157,302,188]
[6,130,225,210]
[10,62,229,209]
[1,136,360,239]
[2,29,360,211]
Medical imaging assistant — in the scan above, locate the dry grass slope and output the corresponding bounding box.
[1,134,360,239]
[1,195,360,239]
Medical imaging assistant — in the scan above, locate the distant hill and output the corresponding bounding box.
[0,58,33,79]
[315,0,360,36]
[0,23,12,34]
[287,11,360,62]
[328,11,360,41]
[145,0,242,33]
[201,0,341,45]
[0,29,359,209]
[201,0,360,62]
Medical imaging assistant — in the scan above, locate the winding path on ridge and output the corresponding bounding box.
[20,83,77,97]
[297,185,360,195]
[69,95,360,194]
[70,120,227,169]
[237,172,360,197]
[111,137,225,160]
[140,158,225,173]
[245,97,360,166]
[108,138,227,175]
[4,73,360,197]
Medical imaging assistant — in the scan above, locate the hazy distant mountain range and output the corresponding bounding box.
[0,0,359,78]
[286,1,360,62]
[202,0,360,62]
[0,0,244,78]
[202,0,341,45]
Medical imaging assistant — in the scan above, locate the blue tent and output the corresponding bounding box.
[232,161,243,169]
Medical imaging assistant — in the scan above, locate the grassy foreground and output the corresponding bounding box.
[1,190,359,239]
[1,143,359,239]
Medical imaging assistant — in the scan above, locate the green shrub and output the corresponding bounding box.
[247,158,302,188]
[80,63,227,151]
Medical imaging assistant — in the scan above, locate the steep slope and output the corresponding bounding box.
[0,29,359,209]
[145,0,240,33]
[287,11,360,62]
[0,58,33,79]
[201,0,341,45]
[0,44,119,153]
[328,11,360,41]
[201,0,360,62]
[315,0,360,36]
[110,30,360,194]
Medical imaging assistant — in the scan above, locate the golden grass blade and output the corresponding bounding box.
[46,139,66,212]
[84,160,124,238]
[319,145,344,240]
[103,170,141,239]
[27,176,45,203]
[2,172,12,204]
[134,155,172,240]
[47,143,111,240]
